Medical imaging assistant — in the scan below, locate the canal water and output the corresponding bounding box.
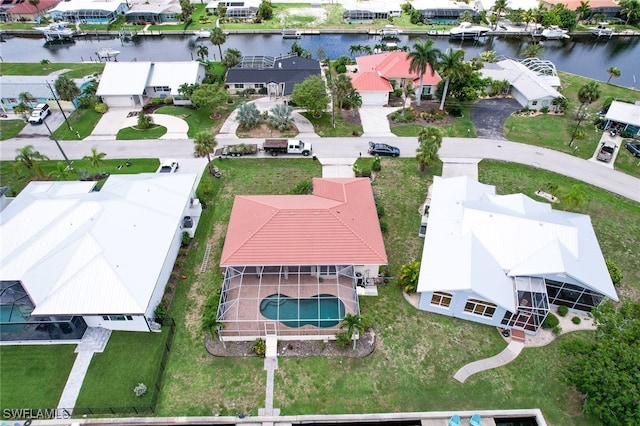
[1,32,639,88]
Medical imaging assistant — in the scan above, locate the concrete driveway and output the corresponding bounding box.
[88,108,189,140]
[359,106,401,138]
[16,111,69,138]
[471,98,521,140]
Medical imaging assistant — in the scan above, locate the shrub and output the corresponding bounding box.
[572,316,581,324]
[152,97,163,105]
[290,179,312,194]
[447,104,462,117]
[94,102,108,114]
[557,305,569,317]
[201,291,221,331]
[541,106,550,113]
[181,231,190,246]
[379,220,388,233]
[542,312,559,329]
[163,97,173,105]
[335,331,351,348]
[605,259,623,286]
[376,203,385,218]
[133,383,147,397]
[154,303,167,325]
[251,338,266,357]
[335,63,347,74]
[372,155,381,172]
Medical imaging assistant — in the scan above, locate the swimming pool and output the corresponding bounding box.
[260,293,346,328]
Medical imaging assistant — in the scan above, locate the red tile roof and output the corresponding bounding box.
[220,178,388,266]
[355,51,441,86]
[8,0,61,14]
[348,72,393,92]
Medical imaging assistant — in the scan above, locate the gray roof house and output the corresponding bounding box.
[0,75,92,112]
[480,58,563,111]
[225,55,321,98]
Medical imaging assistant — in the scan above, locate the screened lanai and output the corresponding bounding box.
[217,265,360,341]
[500,277,549,333]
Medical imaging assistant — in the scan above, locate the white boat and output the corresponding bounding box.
[380,25,400,39]
[193,29,211,38]
[34,22,74,40]
[449,22,490,40]
[282,29,302,39]
[541,25,570,40]
[590,22,614,37]
[97,47,121,61]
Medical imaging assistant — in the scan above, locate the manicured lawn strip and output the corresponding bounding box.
[0,119,26,140]
[0,345,77,410]
[300,111,363,137]
[116,125,167,140]
[0,63,104,78]
[155,103,235,138]
[157,159,322,416]
[75,329,169,410]
[0,158,159,194]
[52,108,103,140]
[479,160,640,298]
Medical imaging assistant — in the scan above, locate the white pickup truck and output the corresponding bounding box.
[262,139,313,156]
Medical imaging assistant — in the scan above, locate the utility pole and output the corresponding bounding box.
[43,120,73,170]
[569,106,586,147]
[46,80,73,131]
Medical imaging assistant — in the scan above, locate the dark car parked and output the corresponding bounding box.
[625,140,640,157]
[368,141,400,157]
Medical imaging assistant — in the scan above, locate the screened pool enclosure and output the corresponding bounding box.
[217,265,361,341]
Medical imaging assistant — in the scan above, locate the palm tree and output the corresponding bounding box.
[18,92,35,108]
[606,66,621,83]
[577,81,601,118]
[521,42,543,58]
[196,44,208,62]
[559,184,588,210]
[210,27,227,60]
[349,44,362,58]
[83,147,107,177]
[339,313,367,350]
[523,8,534,30]
[194,130,218,175]
[552,96,568,113]
[416,140,440,172]
[14,145,49,178]
[407,39,441,107]
[492,0,509,28]
[576,0,591,21]
[438,49,466,111]
[48,161,73,180]
[397,261,420,294]
[620,0,640,25]
[54,75,80,101]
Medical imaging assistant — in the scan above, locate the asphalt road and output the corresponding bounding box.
[2,136,639,203]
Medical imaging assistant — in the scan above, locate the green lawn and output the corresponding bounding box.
[116,125,168,140]
[390,107,476,138]
[52,108,104,140]
[615,141,640,177]
[155,103,236,138]
[0,119,26,140]
[75,328,171,411]
[0,63,104,78]
[301,111,364,137]
[0,345,77,410]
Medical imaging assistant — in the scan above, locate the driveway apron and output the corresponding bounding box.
[471,98,521,140]
[359,106,400,138]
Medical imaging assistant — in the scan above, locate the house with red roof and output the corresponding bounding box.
[2,0,62,21]
[350,51,442,106]
[217,177,387,341]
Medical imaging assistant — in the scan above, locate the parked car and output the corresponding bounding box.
[596,141,616,162]
[368,142,400,157]
[28,103,51,125]
[157,159,179,173]
[625,140,640,157]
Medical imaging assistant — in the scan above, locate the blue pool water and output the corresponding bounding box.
[260,293,345,328]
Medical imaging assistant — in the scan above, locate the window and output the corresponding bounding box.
[255,83,264,89]
[101,315,132,321]
[234,84,244,89]
[532,101,538,106]
[464,299,496,318]
[431,292,452,308]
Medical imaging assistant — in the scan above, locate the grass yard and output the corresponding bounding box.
[75,328,171,411]
[0,63,104,78]
[52,108,104,140]
[615,142,640,178]
[0,119,26,140]
[0,345,77,410]
[116,125,168,140]
[390,106,476,138]
[155,104,235,138]
[301,111,363,137]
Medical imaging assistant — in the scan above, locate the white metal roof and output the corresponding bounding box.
[481,59,562,101]
[96,62,152,96]
[0,75,92,100]
[417,176,618,311]
[51,0,124,13]
[146,62,204,96]
[605,100,640,127]
[0,174,197,316]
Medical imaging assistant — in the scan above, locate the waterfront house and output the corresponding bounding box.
[539,0,621,19]
[125,0,181,24]
[0,174,202,342]
[417,176,618,335]
[217,178,388,341]
[49,0,128,24]
[0,75,91,112]
[1,0,62,22]
[205,0,259,20]
[225,54,321,97]
[351,51,441,106]
[96,61,205,108]
[604,100,640,136]
[480,58,563,111]
[411,0,481,24]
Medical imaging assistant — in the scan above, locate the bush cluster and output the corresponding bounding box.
[542,312,559,329]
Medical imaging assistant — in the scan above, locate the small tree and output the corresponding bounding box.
[333,74,355,110]
[191,84,230,118]
[82,146,107,177]
[256,0,272,20]
[339,313,369,350]
[210,27,227,60]
[606,66,621,84]
[267,103,294,130]
[221,48,242,68]
[14,145,49,178]
[397,261,420,294]
[196,44,209,62]
[236,102,261,128]
[54,75,81,102]
[290,75,329,118]
[137,110,153,129]
[193,130,218,175]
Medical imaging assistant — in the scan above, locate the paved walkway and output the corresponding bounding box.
[453,340,525,383]
[259,336,280,417]
[57,327,112,413]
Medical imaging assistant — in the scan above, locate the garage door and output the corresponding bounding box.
[103,96,135,108]
[361,91,389,106]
